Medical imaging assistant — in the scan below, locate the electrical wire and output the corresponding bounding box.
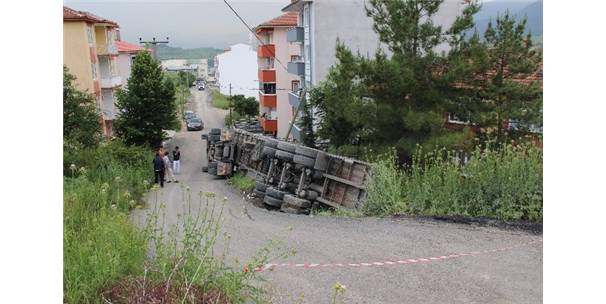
[222,0,289,71]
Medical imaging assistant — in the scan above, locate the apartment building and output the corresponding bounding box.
[116,40,145,88]
[255,12,300,138]
[281,0,464,141]
[63,6,122,137]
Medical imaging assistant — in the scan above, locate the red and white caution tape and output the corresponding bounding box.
[253,239,542,273]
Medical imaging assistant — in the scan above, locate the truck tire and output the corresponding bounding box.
[262,146,277,158]
[210,128,221,135]
[201,134,208,140]
[293,155,315,168]
[311,170,324,181]
[264,195,283,207]
[266,187,287,199]
[295,145,318,158]
[299,190,319,200]
[283,194,312,208]
[314,152,329,171]
[275,150,294,162]
[277,142,296,153]
[253,189,265,199]
[264,138,279,149]
[255,181,267,192]
[202,166,208,172]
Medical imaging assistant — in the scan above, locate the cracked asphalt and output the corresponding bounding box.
[133,88,543,304]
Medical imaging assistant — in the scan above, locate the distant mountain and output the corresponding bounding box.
[472,0,543,37]
[155,45,224,66]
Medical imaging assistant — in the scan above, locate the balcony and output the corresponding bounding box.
[257,44,275,58]
[97,43,118,56]
[261,117,277,132]
[287,27,304,42]
[287,61,305,76]
[258,69,276,82]
[288,91,300,108]
[259,92,277,108]
[101,75,122,88]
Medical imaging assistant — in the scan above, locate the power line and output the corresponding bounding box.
[222,0,288,71]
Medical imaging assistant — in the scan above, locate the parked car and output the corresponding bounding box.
[184,112,196,121]
[186,118,204,131]
[183,110,194,119]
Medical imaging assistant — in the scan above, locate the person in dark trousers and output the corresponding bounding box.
[172,146,181,174]
[153,151,165,187]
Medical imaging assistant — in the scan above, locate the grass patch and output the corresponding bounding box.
[364,142,543,221]
[64,140,283,303]
[227,173,256,191]
[312,207,364,218]
[211,89,230,110]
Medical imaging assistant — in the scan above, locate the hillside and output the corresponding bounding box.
[472,0,543,37]
[155,45,224,65]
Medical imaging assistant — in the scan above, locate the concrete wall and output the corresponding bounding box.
[63,21,95,93]
[274,28,301,139]
[216,44,258,99]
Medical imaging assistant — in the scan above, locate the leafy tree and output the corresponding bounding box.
[115,51,178,147]
[448,12,542,142]
[63,66,102,148]
[230,95,259,117]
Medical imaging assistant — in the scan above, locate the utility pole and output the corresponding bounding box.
[229,83,232,127]
[138,37,169,60]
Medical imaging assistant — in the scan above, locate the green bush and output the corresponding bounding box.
[227,173,256,191]
[364,143,543,221]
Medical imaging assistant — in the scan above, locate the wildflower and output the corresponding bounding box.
[123,191,131,198]
[70,164,76,170]
[143,180,150,186]
[223,196,228,201]
[204,191,216,198]
[334,282,347,294]
[115,176,121,182]
[78,166,87,175]
[111,204,117,210]
[129,200,136,208]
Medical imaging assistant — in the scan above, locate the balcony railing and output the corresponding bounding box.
[287,61,305,76]
[287,27,304,42]
[258,69,276,82]
[257,44,275,58]
[259,92,277,108]
[261,117,277,132]
[97,43,118,55]
[288,91,300,108]
[101,75,122,88]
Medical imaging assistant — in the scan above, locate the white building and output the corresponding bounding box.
[116,40,146,89]
[215,43,258,99]
[282,0,464,141]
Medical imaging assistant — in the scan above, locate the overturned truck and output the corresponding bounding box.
[202,128,372,215]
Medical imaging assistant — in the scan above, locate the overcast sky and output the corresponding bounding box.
[64,0,291,48]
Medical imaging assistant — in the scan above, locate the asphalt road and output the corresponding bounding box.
[134,88,543,304]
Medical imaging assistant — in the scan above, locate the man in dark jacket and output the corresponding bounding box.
[153,151,165,187]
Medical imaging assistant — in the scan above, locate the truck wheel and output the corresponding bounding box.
[309,183,323,193]
[293,155,315,168]
[253,189,265,199]
[283,194,311,208]
[262,146,277,158]
[255,181,267,192]
[210,128,221,135]
[314,152,329,171]
[277,142,296,153]
[266,186,287,199]
[275,150,294,162]
[300,190,319,200]
[264,195,283,207]
[280,204,305,214]
[295,145,318,158]
[202,166,208,172]
[311,170,324,181]
[264,138,279,149]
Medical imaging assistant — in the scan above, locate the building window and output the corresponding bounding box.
[291,55,302,62]
[292,80,300,92]
[91,63,97,80]
[262,83,276,94]
[86,26,94,45]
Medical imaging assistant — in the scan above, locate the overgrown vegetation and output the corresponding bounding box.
[364,142,542,221]
[227,173,256,191]
[211,88,230,110]
[63,66,102,148]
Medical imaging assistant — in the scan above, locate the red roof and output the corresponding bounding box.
[116,40,146,54]
[63,6,118,27]
[256,12,298,30]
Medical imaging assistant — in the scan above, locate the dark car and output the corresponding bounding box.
[184,112,196,121]
[186,118,204,131]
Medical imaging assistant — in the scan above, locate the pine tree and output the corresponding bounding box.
[449,12,542,142]
[114,51,178,147]
[63,66,102,148]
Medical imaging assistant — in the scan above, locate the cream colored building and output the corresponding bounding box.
[63,6,122,137]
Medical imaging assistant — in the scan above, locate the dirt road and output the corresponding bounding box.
[135,88,543,303]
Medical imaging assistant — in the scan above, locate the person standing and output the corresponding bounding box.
[172,146,181,174]
[153,151,165,187]
[163,151,178,183]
